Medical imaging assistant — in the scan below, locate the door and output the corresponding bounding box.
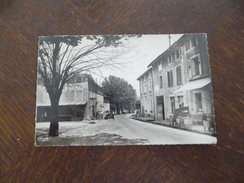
[195,93,203,112]
[156,96,165,120]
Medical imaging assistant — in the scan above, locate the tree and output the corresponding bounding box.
[38,35,140,136]
[102,75,137,114]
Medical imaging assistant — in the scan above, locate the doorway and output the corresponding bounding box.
[195,93,203,112]
[156,96,165,120]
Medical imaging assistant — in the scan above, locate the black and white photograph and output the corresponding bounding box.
[35,33,217,146]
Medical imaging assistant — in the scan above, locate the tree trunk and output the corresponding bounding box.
[49,41,60,136]
[49,96,59,136]
[116,103,120,114]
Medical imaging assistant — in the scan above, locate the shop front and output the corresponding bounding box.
[173,77,214,131]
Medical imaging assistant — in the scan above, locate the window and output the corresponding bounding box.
[189,55,202,79]
[175,50,180,60]
[144,84,147,94]
[149,81,152,92]
[185,39,191,51]
[186,37,198,51]
[159,76,163,88]
[191,56,202,77]
[178,96,184,108]
[168,55,172,64]
[192,57,200,76]
[192,37,198,47]
[89,92,95,99]
[170,97,175,113]
[158,61,162,71]
[195,93,203,112]
[76,76,81,83]
[176,66,182,85]
[167,70,173,87]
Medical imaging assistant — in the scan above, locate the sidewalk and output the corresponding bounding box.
[133,116,216,136]
[154,120,216,136]
[133,116,154,122]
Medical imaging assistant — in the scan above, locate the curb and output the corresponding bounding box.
[132,117,216,137]
[132,117,154,123]
[152,122,216,137]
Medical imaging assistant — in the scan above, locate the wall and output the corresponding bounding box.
[36,81,88,107]
[139,69,154,117]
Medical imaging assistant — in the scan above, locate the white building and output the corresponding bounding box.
[36,74,110,122]
[138,34,215,131]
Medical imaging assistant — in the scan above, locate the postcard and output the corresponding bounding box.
[35,33,217,146]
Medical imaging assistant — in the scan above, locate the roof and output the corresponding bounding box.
[137,67,152,80]
[147,34,205,67]
[103,95,111,99]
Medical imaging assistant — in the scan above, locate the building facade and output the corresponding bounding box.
[36,74,110,122]
[137,68,154,118]
[138,34,214,129]
[148,40,186,121]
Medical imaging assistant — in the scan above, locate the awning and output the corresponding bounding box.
[174,77,211,93]
[59,101,87,106]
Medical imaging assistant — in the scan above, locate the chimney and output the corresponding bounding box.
[169,34,171,47]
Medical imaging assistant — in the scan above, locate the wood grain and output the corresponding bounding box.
[1,0,244,182]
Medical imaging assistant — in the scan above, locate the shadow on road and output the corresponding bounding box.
[36,131,148,146]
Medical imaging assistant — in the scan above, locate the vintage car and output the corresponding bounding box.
[103,110,115,119]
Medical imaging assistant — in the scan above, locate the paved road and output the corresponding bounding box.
[36,114,217,146]
[98,114,217,145]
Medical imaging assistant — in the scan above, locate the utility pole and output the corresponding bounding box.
[169,34,171,47]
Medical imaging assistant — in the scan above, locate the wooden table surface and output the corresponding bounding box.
[1,0,244,182]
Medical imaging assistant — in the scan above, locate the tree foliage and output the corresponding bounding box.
[38,35,140,136]
[102,75,137,113]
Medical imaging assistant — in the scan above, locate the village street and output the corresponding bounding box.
[36,114,217,146]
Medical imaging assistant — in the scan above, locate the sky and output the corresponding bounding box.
[88,34,183,97]
[57,34,183,97]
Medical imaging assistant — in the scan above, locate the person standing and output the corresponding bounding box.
[112,111,115,119]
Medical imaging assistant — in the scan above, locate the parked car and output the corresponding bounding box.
[103,110,114,119]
